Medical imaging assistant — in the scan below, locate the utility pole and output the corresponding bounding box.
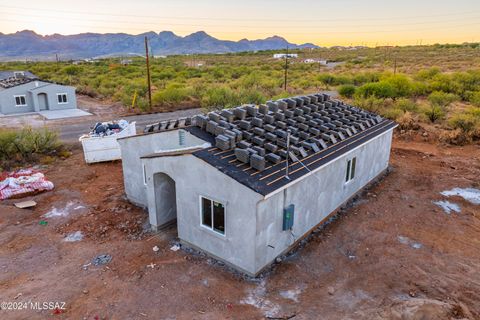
[145,36,152,110]
[284,46,289,91]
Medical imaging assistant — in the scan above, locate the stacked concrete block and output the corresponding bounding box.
[221,110,235,123]
[266,153,281,164]
[233,107,247,120]
[215,135,231,151]
[252,146,266,156]
[259,104,269,115]
[250,154,266,171]
[235,148,250,163]
[246,105,257,117]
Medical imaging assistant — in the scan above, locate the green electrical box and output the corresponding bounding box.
[283,204,295,231]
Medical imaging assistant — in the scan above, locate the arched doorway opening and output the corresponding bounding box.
[153,172,177,227]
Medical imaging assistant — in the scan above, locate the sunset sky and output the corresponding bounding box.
[0,0,479,46]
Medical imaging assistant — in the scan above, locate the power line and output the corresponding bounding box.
[1,3,480,23]
[2,9,480,29]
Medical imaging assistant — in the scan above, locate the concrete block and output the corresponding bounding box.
[250,154,266,171]
[265,153,281,164]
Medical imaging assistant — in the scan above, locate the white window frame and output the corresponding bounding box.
[57,93,68,104]
[345,156,357,183]
[199,195,226,237]
[14,95,27,107]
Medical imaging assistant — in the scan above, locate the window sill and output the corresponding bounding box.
[199,224,227,239]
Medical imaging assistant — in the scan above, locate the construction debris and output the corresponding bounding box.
[14,200,37,209]
[92,254,112,266]
[0,169,54,200]
[86,119,130,138]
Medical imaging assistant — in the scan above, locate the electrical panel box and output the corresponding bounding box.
[283,204,295,231]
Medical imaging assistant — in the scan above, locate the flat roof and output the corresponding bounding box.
[187,119,396,196]
[140,93,397,196]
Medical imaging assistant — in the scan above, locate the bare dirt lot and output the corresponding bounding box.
[0,135,479,320]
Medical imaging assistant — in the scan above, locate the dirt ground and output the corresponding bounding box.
[0,134,479,320]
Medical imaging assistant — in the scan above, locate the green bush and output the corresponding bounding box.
[0,127,61,167]
[423,105,445,123]
[449,107,480,132]
[469,91,480,106]
[201,86,239,110]
[152,84,191,105]
[338,84,356,98]
[428,91,458,107]
[356,82,395,99]
[394,98,418,112]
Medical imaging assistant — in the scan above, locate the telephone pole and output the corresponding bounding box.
[145,36,152,110]
[284,46,289,91]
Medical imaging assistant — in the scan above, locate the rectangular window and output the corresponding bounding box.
[14,95,27,107]
[201,196,225,235]
[345,157,357,182]
[57,93,68,104]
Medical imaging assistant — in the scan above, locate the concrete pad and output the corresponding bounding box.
[39,109,92,120]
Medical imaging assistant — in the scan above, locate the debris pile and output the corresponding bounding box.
[0,169,54,200]
[82,119,129,138]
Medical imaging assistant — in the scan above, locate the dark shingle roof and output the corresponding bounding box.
[0,71,38,89]
[144,93,397,195]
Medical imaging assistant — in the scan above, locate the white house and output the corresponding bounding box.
[273,53,298,59]
[0,71,77,115]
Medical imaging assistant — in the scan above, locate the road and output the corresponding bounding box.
[58,108,202,142]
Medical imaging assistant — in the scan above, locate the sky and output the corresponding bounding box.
[0,0,479,46]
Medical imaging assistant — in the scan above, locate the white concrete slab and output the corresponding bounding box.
[39,109,92,120]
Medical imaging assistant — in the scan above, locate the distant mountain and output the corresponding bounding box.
[0,30,319,61]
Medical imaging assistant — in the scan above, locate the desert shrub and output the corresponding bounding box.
[382,75,413,98]
[468,91,480,106]
[396,111,417,130]
[356,82,395,99]
[394,98,418,113]
[63,65,81,76]
[338,84,356,98]
[428,91,458,107]
[353,96,385,113]
[449,107,480,134]
[317,74,351,87]
[152,84,191,105]
[415,67,441,81]
[439,129,472,145]
[237,88,266,105]
[201,86,239,110]
[0,127,61,167]
[352,72,380,85]
[423,104,445,123]
[381,107,404,120]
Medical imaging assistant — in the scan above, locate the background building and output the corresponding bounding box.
[0,71,77,115]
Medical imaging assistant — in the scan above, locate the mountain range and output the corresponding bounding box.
[0,30,319,61]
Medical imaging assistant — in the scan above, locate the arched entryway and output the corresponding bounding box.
[153,172,177,227]
[38,93,48,110]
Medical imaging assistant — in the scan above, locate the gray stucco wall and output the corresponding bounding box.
[117,129,209,207]
[143,154,263,275]
[0,81,76,114]
[254,129,394,273]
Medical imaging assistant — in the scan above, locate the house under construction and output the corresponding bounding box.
[118,93,396,276]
